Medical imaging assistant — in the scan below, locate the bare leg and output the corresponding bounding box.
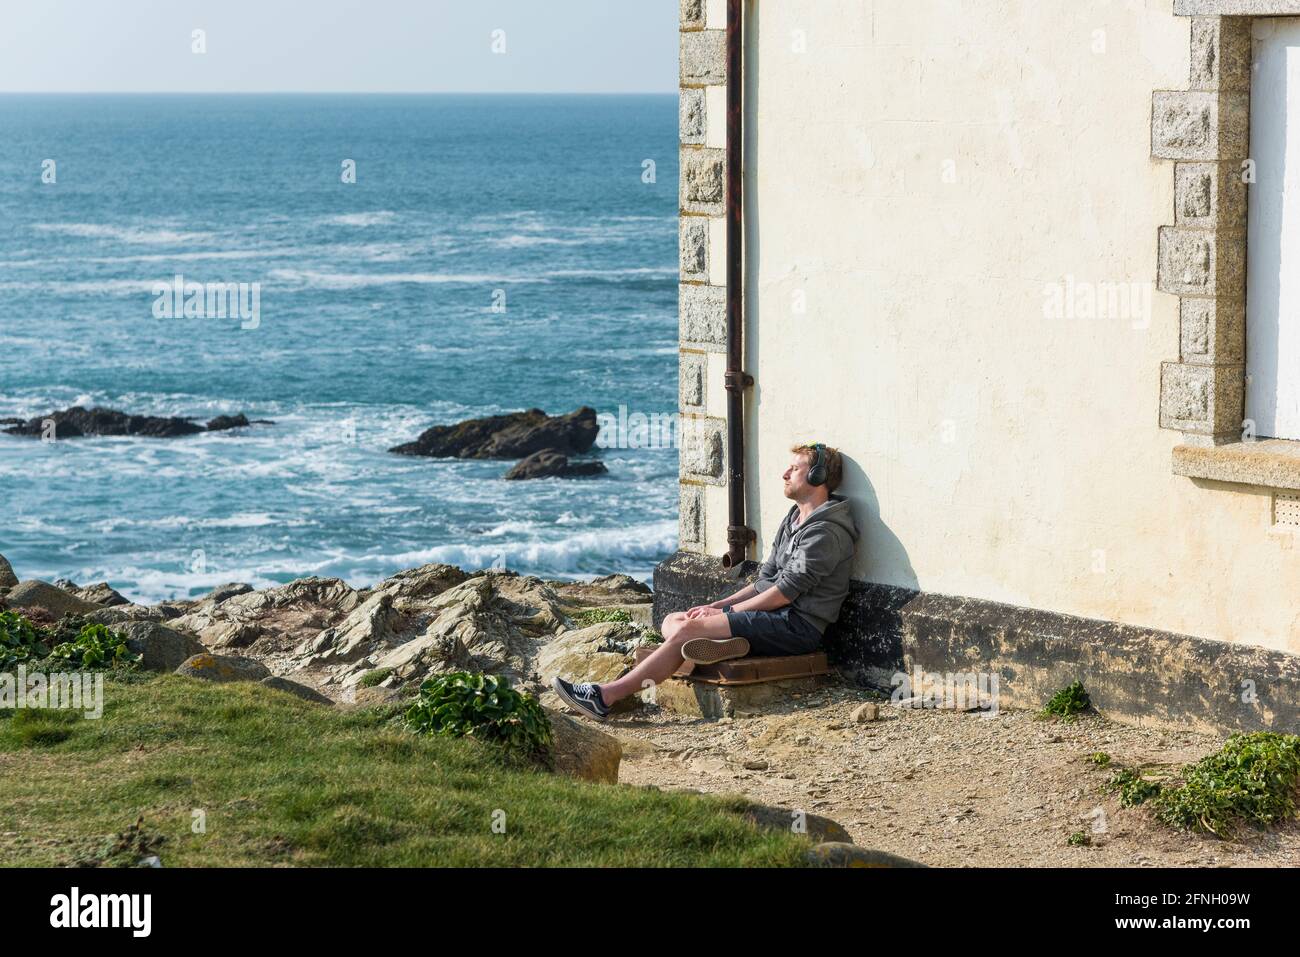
[599,611,733,706]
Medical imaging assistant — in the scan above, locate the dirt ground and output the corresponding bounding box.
[604,681,1300,867]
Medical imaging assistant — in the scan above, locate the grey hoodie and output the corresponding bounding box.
[752,493,859,634]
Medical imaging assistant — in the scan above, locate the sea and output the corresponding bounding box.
[0,94,680,603]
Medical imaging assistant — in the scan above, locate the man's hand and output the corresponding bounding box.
[685,604,724,619]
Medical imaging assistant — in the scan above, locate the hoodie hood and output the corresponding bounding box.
[790,493,859,543]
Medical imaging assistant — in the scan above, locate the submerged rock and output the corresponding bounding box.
[389,407,599,459]
[205,414,250,432]
[503,448,607,480]
[2,406,264,439]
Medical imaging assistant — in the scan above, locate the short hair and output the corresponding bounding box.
[791,442,843,493]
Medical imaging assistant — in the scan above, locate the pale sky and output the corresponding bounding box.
[0,0,678,94]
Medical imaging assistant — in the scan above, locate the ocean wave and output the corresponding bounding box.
[372,520,677,574]
[32,223,213,245]
[267,268,542,288]
[94,513,287,533]
[0,278,159,296]
[320,211,398,227]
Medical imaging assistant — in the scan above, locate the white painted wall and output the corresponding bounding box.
[1247,18,1300,441]
[722,0,1300,655]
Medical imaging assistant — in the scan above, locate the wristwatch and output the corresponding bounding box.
[721,604,734,613]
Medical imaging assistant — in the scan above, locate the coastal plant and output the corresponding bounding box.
[1107,767,1163,808]
[1038,681,1091,722]
[0,611,49,669]
[572,607,633,628]
[1089,751,1111,767]
[1147,732,1300,837]
[49,622,139,670]
[404,672,552,763]
[1066,831,1091,847]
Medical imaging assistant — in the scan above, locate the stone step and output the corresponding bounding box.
[632,647,834,719]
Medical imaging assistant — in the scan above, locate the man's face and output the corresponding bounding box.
[782,452,814,499]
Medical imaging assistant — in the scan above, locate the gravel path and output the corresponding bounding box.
[605,683,1300,867]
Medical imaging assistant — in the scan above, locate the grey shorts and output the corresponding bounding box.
[723,607,823,657]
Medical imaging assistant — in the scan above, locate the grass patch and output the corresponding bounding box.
[359,668,393,688]
[571,608,634,628]
[1038,681,1091,722]
[0,674,812,867]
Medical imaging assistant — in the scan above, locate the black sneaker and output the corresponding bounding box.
[552,676,611,722]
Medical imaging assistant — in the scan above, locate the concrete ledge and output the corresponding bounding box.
[653,675,828,719]
[653,550,1300,735]
[1174,0,1300,14]
[1173,438,1300,490]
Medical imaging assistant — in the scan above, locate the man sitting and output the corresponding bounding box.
[554,442,859,721]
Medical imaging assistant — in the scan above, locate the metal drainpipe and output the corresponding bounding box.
[722,0,755,570]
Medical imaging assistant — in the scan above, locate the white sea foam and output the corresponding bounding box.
[320,211,398,227]
[268,268,539,289]
[32,223,213,245]
[372,520,677,574]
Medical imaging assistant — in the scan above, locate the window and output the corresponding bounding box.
[1246,18,1300,440]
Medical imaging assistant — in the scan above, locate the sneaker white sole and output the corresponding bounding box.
[551,677,608,722]
[681,636,750,665]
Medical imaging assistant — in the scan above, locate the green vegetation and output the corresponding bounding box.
[1089,751,1111,767]
[1067,831,1091,847]
[1,612,137,672]
[1107,767,1164,808]
[1151,732,1300,837]
[49,622,139,669]
[359,667,393,688]
[1038,681,1091,722]
[571,607,633,628]
[1105,733,1300,838]
[0,674,812,867]
[0,610,48,668]
[405,672,552,764]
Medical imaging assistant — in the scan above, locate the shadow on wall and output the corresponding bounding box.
[838,455,918,594]
[821,455,921,677]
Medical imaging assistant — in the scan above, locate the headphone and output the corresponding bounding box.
[806,442,828,487]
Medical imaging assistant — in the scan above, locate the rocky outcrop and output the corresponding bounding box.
[741,804,854,844]
[169,577,364,655]
[804,843,927,868]
[545,707,622,784]
[334,574,568,691]
[5,580,102,618]
[205,414,249,432]
[175,653,271,683]
[260,675,333,705]
[503,448,608,480]
[116,621,207,672]
[2,406,264,439]
[389,407,599,460]
[56,580,129,607]
[0,554,17,590]
[535,621,643,713]
[202,583,254,604]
